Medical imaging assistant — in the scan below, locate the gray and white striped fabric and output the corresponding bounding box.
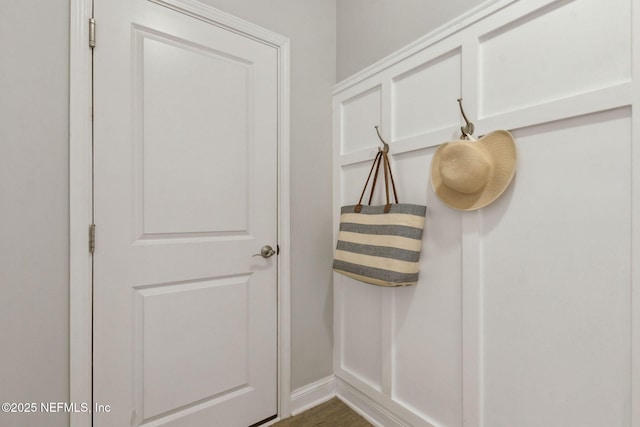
[333,204,427,286]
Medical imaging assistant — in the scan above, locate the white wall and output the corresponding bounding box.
[333,0,639,426]
[0,2,70,427]
[336,0,485,81]
[196,0,337,391]
[2,2,334,424]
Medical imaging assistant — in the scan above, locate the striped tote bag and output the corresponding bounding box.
[333,149,426,286]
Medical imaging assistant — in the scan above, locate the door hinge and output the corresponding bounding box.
[89,224,96,253]
[89,17,96,49]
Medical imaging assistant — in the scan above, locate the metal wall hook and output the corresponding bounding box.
[374,125,389,153]
[456,98,475,138]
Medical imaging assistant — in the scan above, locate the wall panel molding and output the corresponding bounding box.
[336,376,433,427]
[333,0,517,93]
[334,0,637,426]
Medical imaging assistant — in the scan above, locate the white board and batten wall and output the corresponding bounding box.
[333,0,640,426]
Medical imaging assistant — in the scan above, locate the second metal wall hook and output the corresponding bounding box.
[457,98,475,138]
[375,125,389,153]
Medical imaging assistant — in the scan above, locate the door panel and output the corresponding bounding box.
[139,30,252,236]
[93,1,279,425]
[136,276,252,419]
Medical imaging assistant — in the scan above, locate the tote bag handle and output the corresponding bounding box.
[355,150,399,213]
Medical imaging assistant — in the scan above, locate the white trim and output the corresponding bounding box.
[333,0,517,95]
[631,0,640,425]
[335,368,437,427]
[380,287,394,396]
[336,82,634,169]
[69,0,93,426]
[461,212,483,427]
[289,375,337,416]
[336,377,411,427]
[459,22,483,427]
[69,2,291,425]
[276,36,293,421]
[332,94,344,384]
[148,0,289,47]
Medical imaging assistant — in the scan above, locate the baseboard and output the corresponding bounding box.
[289,375,336,416]
[336,377,411,427]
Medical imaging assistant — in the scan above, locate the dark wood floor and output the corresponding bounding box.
[272,398,373,427]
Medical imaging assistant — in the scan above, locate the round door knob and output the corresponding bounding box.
[253,245,276,258]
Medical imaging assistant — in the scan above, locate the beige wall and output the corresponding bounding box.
[0,2,70,427]
[336,0,486,81]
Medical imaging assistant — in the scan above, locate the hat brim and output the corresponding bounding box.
[431,130,517,211]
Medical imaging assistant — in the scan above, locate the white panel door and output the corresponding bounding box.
[92,1,279,426]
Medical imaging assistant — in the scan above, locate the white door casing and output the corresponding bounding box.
[68,0,291,426]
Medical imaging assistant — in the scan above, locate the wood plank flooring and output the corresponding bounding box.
[272,398,373,427]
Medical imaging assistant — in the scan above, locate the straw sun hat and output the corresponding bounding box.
[431,130,517,211]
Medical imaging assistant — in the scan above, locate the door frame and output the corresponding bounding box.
[69,1,291,425]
